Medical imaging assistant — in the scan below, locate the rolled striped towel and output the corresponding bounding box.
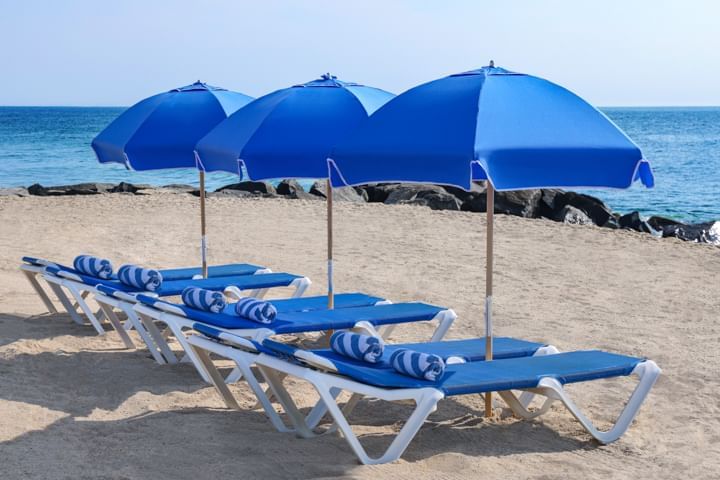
[390,349,445,382]
[117,265,163,292]
[181,287,226,313]
[234,297,277,324]
[73,255,113,279]
[330,331,384,363]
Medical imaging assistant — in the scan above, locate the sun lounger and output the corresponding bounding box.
[187,328,659,464]
[132,296,457,384]
[19,255,269,320]
[186,326,557,434]
[34,261,310,344]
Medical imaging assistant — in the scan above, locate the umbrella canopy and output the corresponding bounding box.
[328,63,654,416]
[92,81,253,170]
[91,81,254,277]
[195,74,394,309]
[329,65,654,190]
[195,74,393,179]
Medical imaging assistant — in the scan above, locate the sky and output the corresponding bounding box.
[1,0,718,107]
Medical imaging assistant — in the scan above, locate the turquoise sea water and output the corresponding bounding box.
[0,106,718,223]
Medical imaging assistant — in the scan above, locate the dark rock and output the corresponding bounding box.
[442,182,486,203]
[494,190,542,217]
[618,211,656,234]
[384,185,445,204]
[602,213,621,229]
[206,190,254,198]
[647,216,684,230]
[216,181,276,195]
[461,188,541,217]
[109,182,152,194]
[461,191,487,213]
[276,179,316,200]
[554,205,593,225]
[360,183,400,203]
[417,192,462,211]
[661,221,720,244]
[309,181,366,202]
[27,183,114,196]
[540,190,613,226]
[161,184,196,193]
[0,187,29,197]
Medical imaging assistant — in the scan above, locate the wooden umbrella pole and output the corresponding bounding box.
[199,170,208,279]
[484,182,495,417]
[327,179,335,310]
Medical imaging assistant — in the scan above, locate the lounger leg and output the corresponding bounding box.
[66,283,105,335]
[46,282,85,325]
[429,310,456,342]
[188,343,241,410]
[518,345,561,408]
[21,269,58,313]
[252,365,305,433]
[540,361,661,444]
[312,382,443,465]
[291,278,311,298]
[160,322,213,383]
[135,312,177,365]
[97,302,135,349]
[501,360,661,444]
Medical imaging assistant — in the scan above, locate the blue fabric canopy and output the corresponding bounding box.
[92,81,253,170]
[329,65,654,191]
[195,74,394,180]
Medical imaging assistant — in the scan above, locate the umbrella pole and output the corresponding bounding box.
[199,170,208,279]
[327,179,334,309]
[484,182,495,417]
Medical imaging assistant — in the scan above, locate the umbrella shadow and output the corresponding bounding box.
[0,401,593,479]
[0,342,208,418]
[0,312,122,348]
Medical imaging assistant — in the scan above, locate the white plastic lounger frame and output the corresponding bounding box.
[37,267,113,333]
[124,276,311,382]
[90,267,277,352]
[20,259,61,314]
[136,299,453,386]
[234,348,660,464]
[185,332,555,433]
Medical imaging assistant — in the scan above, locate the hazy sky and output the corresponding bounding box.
[1,0,718,106]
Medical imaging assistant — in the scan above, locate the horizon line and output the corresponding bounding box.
[1,104,720,109]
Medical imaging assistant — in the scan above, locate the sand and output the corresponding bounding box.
[0,192,718,479]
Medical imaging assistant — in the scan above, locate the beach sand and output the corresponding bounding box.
[0,192,718,479]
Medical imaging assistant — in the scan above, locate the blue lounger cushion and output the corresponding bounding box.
[158,263,264,281]
[47,265,301,296]
[136,298,446,334]
[25,256,264,281]
[280,345,644,395]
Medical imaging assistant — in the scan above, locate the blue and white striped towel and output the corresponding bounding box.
[234,297,277,324]
[73,255,113,279]
[117,265,163,292]
[330,331,384,363]
[181,287,226,313]
[390,349,445,381]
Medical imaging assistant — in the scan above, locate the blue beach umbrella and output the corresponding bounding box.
[91,81,254,276]
[328,63,654,415]
[196,74,394,306]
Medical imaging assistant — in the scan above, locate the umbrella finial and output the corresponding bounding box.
[488,60,495,68]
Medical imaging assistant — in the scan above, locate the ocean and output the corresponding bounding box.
[0,106,718,223]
